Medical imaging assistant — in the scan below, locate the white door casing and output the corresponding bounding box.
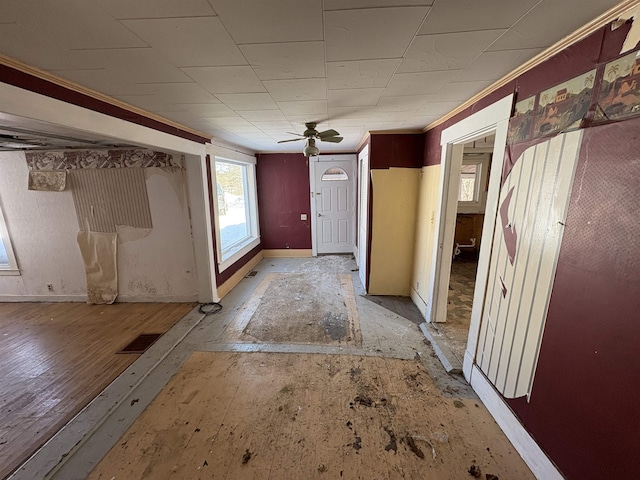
[357,146,370,291]
[310,154,356,255]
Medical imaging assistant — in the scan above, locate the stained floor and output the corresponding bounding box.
[10,256,533,480]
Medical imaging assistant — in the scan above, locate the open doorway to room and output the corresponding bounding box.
[433,136,493,368]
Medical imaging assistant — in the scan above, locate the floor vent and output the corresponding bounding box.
[117,333,163,354]
[245,270,259,277]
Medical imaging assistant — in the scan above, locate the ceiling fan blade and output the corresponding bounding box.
[317,129,340,139]
[286,132,305,137]
[320,136,343,143]
[277,138,305,143]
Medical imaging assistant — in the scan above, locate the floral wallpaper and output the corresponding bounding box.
[25,149,179,170]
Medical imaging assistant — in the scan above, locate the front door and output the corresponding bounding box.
[312,155,356,254]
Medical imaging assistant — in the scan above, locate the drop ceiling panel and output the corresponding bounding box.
[384,70,461,96]
[416,101,462,116]
[208,0,323,44]
[238,110,288,122]
[239,42,326,80]
[181,66,266,94]
[325,7,429,61]
[251,121,295,131]
[134,83,220,104]
[488,0,622,51]
[375,96,427,112]
[205,117,253,127]
[263,79,327,101]
[326,59,400,89]
[397,29,506,73]
[458,48,543,81]
[121,17,246,67]
[179,103,237,117]
[419,0,539,35]
[215,93,279,111]
[328,88,384,107]
[324,0,433,10]
[95,0,216,19]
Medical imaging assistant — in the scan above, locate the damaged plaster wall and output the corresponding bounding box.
[0,151,197,302]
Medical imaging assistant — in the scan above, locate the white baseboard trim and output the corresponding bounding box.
[409,287,427,317]
[470,365,563,480]
[0,294,197,303]
[0,295,86,302]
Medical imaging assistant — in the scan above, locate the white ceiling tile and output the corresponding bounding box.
[328,88,384,107]
[489,0,622,51]
[434,80,494,101]
[206,117,253,127]
[121,17,246,67]
[401,116,440,128]
[326,59,400,89]
[416,101,462,116]
[208,0,323,43]
[324,0,433,10]
[2,0,147,50]
[135,83,220,104]
[458,48,543,81]
[96,0,216,19]
[251,121,296,131]
[327,118,368,127]
[384,70,460,96]
[419,0,539,34]
[277,100,328,116]
[325,7,429,61]
[115,95,188,112]
[215,93,279,111]
[179,103,237,117]
[263,79,327,101]
[327,107,371,119]
[375,96,427,111]
[181,66,266,93]
[397,29,506,73]
[222,125,264,134]
[238,111,288,122]
[50,69,148,96]
[239,42,325,80]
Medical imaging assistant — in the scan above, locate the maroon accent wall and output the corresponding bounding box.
[370,133,424,169]
[256,153,312,249]
[420,21,639,478]
[507,118,640,479]
[205,156,263,287]
[0,65,210,144]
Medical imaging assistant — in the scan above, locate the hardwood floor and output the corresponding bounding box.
[0,302,194,480]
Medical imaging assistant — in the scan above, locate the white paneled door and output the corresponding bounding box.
[312,155,356,254]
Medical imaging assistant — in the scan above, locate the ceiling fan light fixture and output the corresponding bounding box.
[303,138,319,157]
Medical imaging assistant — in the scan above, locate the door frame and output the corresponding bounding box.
[309,154,357,256]
[356,145,370,292]
[427,94,513,378]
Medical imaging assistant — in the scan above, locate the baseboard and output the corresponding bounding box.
[470,365,563,480]
[410,287,427,317]
[262,249,313,258]
[116,295,198,303]
[0,295,86,302]
[216,251,264,299]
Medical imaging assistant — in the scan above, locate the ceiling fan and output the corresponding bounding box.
[278,122,343,156]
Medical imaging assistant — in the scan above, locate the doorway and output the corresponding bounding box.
[309,154,357,255]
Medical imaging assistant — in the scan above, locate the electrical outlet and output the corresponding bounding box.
[47,284,53,292]
[300,213,307,220]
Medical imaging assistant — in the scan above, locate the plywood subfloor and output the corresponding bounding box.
[0,302,193,480]
[89,352,534,480]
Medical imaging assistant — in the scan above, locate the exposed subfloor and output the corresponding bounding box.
[9,256,533,480]
[429,260,478,366]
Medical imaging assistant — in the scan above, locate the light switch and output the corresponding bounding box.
[300,214,307,220]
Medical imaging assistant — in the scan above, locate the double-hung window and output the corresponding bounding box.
[0,202,19,275]
[211,154,260,272]
[457,153,490,214]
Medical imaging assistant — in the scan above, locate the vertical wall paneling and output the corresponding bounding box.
[476,130,583,399]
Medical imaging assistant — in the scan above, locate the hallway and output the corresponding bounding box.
[10,257,533,480]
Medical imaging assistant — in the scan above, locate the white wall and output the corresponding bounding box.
[0,152,197,301]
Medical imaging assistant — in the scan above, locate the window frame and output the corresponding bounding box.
[457,153,490,214]
[0,201,19,275]
[211,155,260,273]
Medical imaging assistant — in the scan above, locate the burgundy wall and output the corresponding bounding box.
[421,21,639,478]
[370,132,424,169]
[256,153,312,249]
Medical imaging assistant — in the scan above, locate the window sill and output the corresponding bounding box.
[0,269,20,276]
[218,237,260,273]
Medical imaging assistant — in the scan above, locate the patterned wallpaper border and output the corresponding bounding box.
[25,149,180,170]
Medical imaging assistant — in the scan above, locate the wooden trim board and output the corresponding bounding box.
[216,251,264,299]
[262,249,313,258]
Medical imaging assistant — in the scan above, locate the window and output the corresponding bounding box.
[0,203,19,275]
[457,153,490,213]
[212,155,259,271]
[321,167,349,181]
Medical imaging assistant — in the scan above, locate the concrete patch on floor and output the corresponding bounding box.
[88,352,535,480]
